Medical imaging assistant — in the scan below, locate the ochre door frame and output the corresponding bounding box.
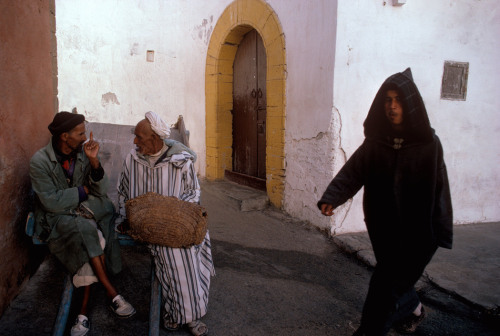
[205,0,286,208]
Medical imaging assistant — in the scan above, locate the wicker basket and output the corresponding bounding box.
[125,192,207,248]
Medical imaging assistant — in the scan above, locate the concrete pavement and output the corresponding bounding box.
[0,179,498,335]
[333,221,500,313]
[207,178,500,313]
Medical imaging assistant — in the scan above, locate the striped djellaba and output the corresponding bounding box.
[117,147,215,324]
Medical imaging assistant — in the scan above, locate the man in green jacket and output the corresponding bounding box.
[30,112,135,336]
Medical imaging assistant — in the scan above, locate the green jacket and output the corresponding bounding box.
[29,140,121,274]
[164,138,197,162]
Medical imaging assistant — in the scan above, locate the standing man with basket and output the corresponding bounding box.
[116,111,215,336]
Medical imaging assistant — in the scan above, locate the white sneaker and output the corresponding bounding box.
[110,294,136,318]
[71,314,90,336]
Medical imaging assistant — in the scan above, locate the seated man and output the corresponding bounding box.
[30,111,135,336]
[116,111,215,336]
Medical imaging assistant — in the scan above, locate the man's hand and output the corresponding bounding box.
[320,203,335,216]
[116,219,130,234]
[84,132,100,169]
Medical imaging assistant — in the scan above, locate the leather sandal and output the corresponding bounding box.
[163,318,181,331]
[187,320,208,336]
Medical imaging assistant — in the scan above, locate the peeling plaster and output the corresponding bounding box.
[347,45,353,66]
[101,92,120,107]
[192,16,213,45]
[130,42,140,56]
[329,106,352,235]
[284,106,354,236]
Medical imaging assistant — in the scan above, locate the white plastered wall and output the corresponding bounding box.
[330,0,500,234]
[273,0,343,232]
[56,0,227,176]
[56,0,500,235]
[56,0,341,232]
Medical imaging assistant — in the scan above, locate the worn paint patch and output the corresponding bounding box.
[193,16,213,45]
[101,92,120,107]
[130,42,140,56]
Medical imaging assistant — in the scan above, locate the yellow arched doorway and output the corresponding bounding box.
[205,0,286,208]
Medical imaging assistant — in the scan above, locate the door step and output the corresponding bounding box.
[202,178,269,212]
[224,170,266,191]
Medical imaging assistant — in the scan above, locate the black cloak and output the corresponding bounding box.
[318,68,453,262]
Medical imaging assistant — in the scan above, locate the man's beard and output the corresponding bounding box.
[68,141,84,154]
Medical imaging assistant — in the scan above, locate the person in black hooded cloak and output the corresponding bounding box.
[318,68,453,335]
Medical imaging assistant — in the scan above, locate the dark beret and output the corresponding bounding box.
[48,111,85,136]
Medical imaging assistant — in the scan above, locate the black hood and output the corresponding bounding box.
[363,68,434,143]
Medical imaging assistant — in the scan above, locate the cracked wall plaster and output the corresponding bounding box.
[283,106,362,236]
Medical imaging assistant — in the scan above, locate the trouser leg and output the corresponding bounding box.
[358,244,438,335]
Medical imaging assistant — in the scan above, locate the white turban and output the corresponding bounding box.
[145,111,170,139]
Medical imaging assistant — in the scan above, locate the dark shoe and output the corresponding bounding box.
[395,306,426,334]
[352,325,366,336]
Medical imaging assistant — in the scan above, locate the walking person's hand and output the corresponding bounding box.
[320,203,335,216]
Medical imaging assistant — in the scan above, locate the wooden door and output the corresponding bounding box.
[231,29,267,184]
